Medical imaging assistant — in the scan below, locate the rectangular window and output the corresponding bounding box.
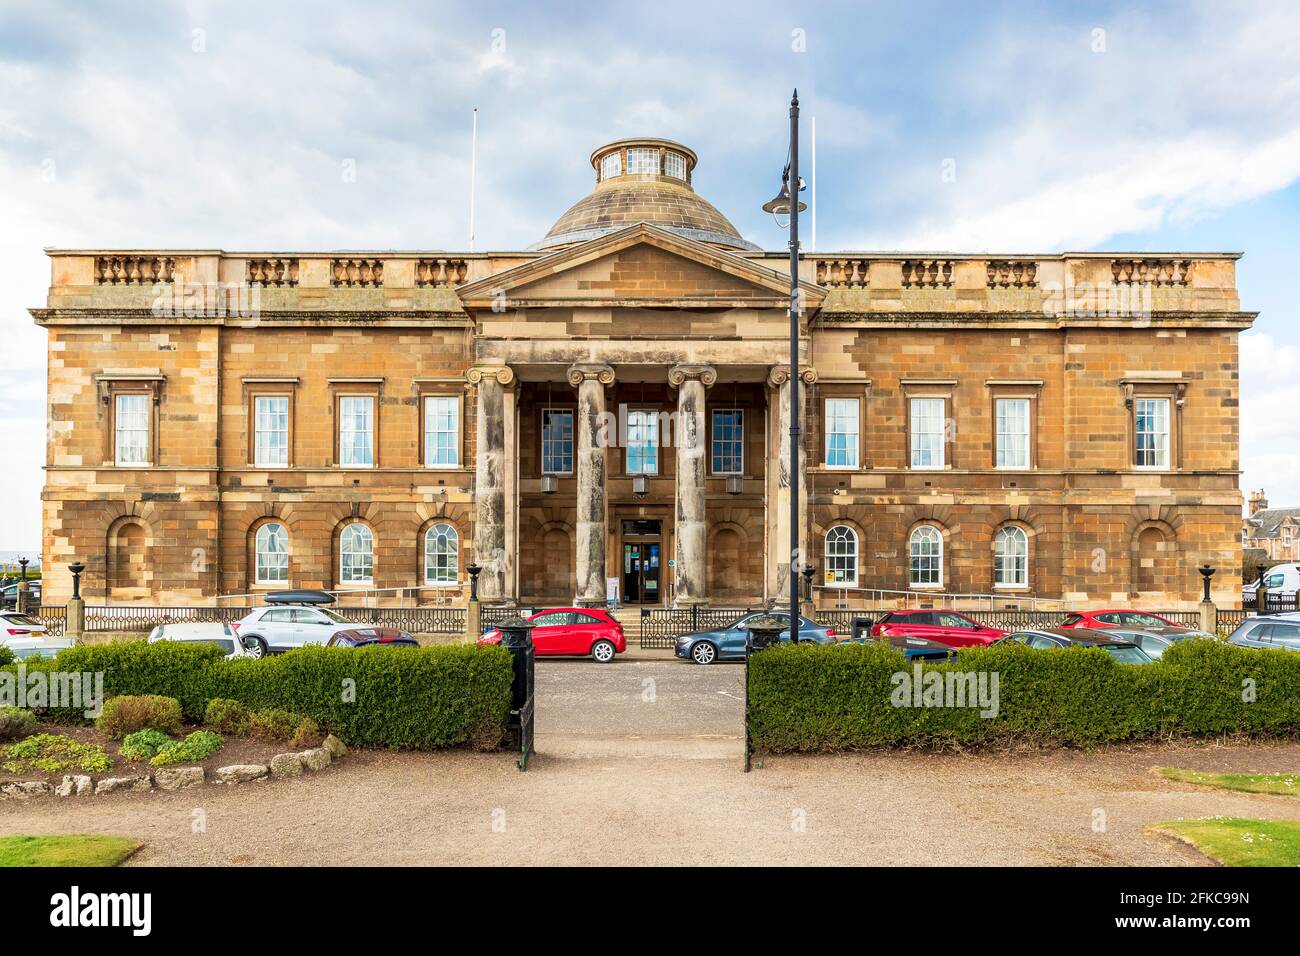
[663,151,686,180]
[1134,397,1170,469]
[910,397,946,469]
[626,409,659,474]
[626,148,659,175]
[824,398,859,468]
[253,396,289,467]
[423,395,459,467]
[114,394,150,466]
[995,398,1030,469]
[600,152,622,181]
[339,396,375,467]
[711,409,744,475]
[541,408,574,474]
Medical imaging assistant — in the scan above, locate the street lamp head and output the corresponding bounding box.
[760,181,808,219]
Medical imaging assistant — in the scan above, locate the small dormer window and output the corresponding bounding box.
[599,152,622,181]
[627,148,659,175]
[664,151,686,180]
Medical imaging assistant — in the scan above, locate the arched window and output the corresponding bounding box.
[909,525,943,588]
[825,526,859,588]
[424,523,459,585]
[340,524,374,584]
[254,523,288,585]
[994,526,1028,587]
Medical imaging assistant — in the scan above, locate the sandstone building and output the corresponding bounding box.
[33,138,1252,608]
[1243,491,1300,563]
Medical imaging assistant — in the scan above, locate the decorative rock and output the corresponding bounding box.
[299,747,331,771]
[2,780,51,799]
[216,764,268,784]
[54,775,92,797]
[154,766,205,791]
[323,734,348,759]
[95,775,152,795]
[269,753,304,777]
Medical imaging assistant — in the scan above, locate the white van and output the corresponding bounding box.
[1243,563,1300,602]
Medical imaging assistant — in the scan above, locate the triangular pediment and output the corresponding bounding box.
[457,222,825,309]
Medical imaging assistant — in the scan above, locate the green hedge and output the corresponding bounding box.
[749,638,1300,751]
[3,641,514,751]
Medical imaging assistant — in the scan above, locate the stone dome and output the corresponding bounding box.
[532,138,759,252]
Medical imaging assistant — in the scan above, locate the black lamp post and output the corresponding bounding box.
[466,563,481,602]
[761,89,807,636]
[18,557,28,581]
[1198,564,1215,603]
[800,563,815,604]
[69,561,85,601]
[1256,562,1268,614]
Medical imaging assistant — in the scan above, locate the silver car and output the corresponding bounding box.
[1102,626,1215,660]
[148,622,248,659]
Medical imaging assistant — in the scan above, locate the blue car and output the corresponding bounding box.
[835,634,955,661]
[674,611,835,664]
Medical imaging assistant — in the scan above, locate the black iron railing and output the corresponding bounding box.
[84,605,252,633]
[32,605,68,638]
[638,606,755,648]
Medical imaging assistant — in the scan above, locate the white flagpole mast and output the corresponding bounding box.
[810,115,817,253]
[469,108,478,252]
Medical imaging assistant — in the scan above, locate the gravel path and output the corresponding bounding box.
[2,657,1297,866]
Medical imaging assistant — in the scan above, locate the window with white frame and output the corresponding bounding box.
[663,151,686,180]
[424,523,459,585]
[600,152,622,181]
[824,398,859,468]
[1134,397,1170,469]
[423,395,459,467]
[626,147,659,174]
[995,397,1030,469]
[339,524,374,584]
[254,396,289,467]
[626,409,659,474]
[910,398,946,469]
[909,525,943,588]
[339,396,375,467]
[254,522,289,584]
[541,408,574,474]
[825,526,858,587]
[994,525,1028,587]
[711,409,743,475]
[114,394,150,466]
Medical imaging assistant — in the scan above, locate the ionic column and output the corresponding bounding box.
[767,365,817,601]
[468,364,516,603]
[569,363,615,606]
[669,363,716,605]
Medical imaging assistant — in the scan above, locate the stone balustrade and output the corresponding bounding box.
[986,259,1038,288]
[901,258,954,288]
[94,255,175,285]
[415,258,468,287]
[814,258,869,288]
[1111,258,1190,286]
[331,258,384,287]
[245,257,299,287]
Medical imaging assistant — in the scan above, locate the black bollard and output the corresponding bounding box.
[496,615,536,771]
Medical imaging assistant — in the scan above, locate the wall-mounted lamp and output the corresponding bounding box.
[540,475,558,494]
[632,475,649,499]
[726,475,743,496]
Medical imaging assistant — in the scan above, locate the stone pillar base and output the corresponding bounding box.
[1199,599,1217,635]
[66,596,85,643]
[465,599,481,642]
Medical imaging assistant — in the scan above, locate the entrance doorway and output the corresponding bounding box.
[621,519,662,605]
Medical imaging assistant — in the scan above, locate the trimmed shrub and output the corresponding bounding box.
[749,638,1300,752]
[0,647,14,667]
[120,728,174,762]
[247,708,320,747]
[0,706,37,741]
[3,639,514,750]
[151,730,223,767]
[203,698,250,735]
[96,695,183,739]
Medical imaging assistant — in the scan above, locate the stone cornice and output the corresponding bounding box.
[815,310,1258,330]
[30,308,472,328]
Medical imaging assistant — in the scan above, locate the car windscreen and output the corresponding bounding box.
[1102,645,1151,664]
[12,646,59,660]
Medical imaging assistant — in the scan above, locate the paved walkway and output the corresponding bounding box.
[3,656,1297,865]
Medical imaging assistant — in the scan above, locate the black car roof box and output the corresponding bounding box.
[264,589,336,606]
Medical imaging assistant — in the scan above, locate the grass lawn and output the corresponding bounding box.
[1150,818,1300,866]
[0,835,141,867]
[1156,767,1300,797]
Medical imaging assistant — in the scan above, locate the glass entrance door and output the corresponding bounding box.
[622,541,661,604]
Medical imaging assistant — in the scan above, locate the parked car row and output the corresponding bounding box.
[0,579,41,611]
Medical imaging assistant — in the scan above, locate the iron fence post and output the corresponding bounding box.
[496,615,536,771]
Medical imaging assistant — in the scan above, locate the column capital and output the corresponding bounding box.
[667,363,717,388]
[466,364,516,387]
[767,365,818,388]
[566,362,615,387]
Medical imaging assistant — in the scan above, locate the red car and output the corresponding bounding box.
[478,607,626,662]
[869,610,1006,648]
[1058,609,1179,630]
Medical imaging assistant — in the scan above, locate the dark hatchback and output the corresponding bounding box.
[325,627,419,649]
[997,627,1154,663]
[835,633,955,661]
[1227,615,1300,652]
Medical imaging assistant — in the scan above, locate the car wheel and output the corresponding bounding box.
[690,641,717,665]
[243,636,268,659]
[590,639,616,663]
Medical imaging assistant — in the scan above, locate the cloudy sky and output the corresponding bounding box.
[1,0,1298,551]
